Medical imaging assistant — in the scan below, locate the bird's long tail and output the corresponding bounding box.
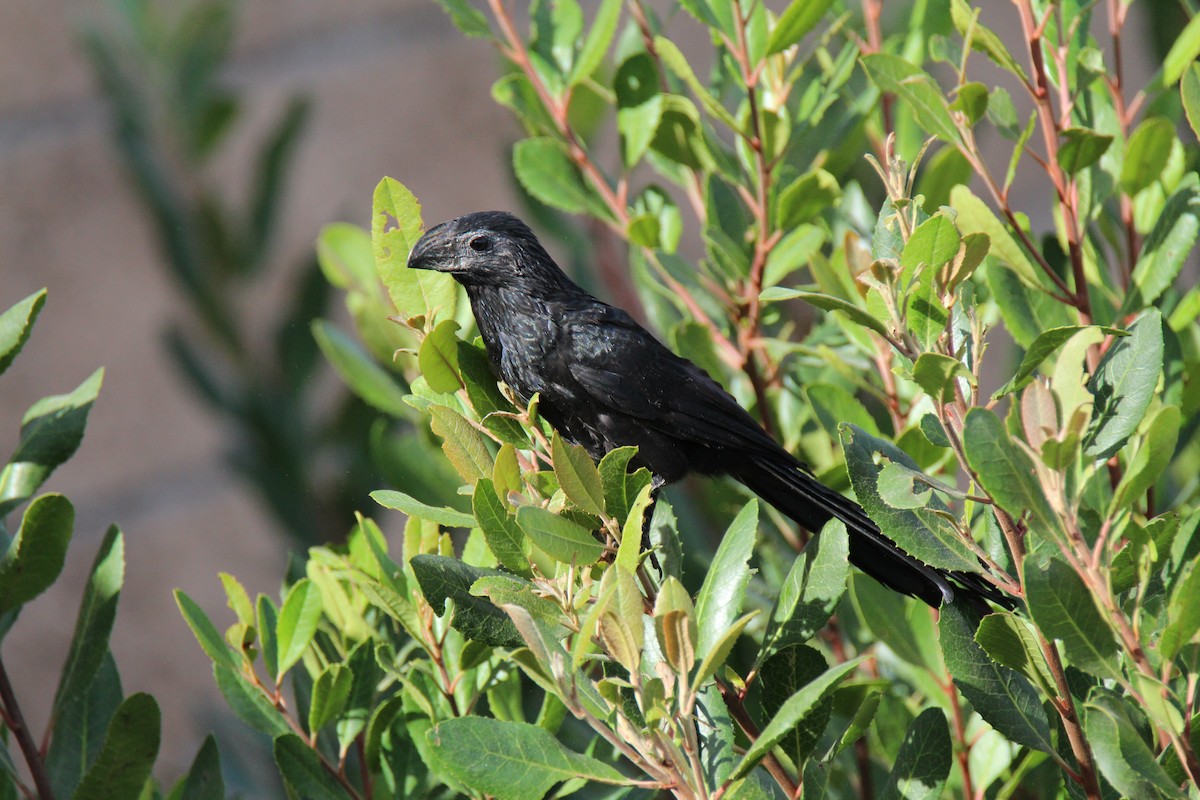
[734,455,1008,610]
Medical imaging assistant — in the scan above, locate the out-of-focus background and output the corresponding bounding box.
[1,0,521,788]
[0,0,1164,794]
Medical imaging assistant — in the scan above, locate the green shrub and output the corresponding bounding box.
[182,1,1200,798]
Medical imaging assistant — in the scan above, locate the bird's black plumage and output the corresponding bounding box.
[409,210,1004,609]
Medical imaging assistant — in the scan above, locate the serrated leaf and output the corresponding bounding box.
[1085,309,1164,460]
[694,501,757,661]
[372,489,476,527]
[0,288,46,377]
[516,506,603,566]
[372,177,458,323]
[430,405,491,483]
[962,409,1066,543]
[731,657,863,780]
[410,554,523,647]
[903,214,961,271]
[552,431,605,516]
[841,425,981,574]
[312,319,408,416]
[276,578,322,679]
[473,479,530,575]
[759,520,849,661]
[880,708,952,800]
[427,717,631,800]
[939,604,1053,753]
[0,493,73,613]
[1024,557,1119,679]
[72,693,160,800]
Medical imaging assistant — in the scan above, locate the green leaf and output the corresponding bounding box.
[962,409,1066,543]
[851,574,941,670]
[731,657,863,780]
[516,506,603,566]
[993,326,1120,398]
[569,0,621,85]
[880,708,952,800]
[552,431,605,516]
[654,36,742,133]
[1164,15,1200,85]
[1024,557,1119,679]
[759,520,849,661]
[949,0,1027,82]
[275,578,323,679]
[53,527,125,716]
[759,288,892,341]
[1085,690,1184,799]
[1111,404,1181,512]
[73,693,160,800]
[759,646,832,765]
[212,664,290,737]
[766,0,834,55]
[410,554,523,647]
[986,258,1074,348]
[316,222,375,291]
[776,169,841,229]
[695,611,757,685]
[841,425,982,574]
[427,717,631,800]
[218,572,254,627]
[371,489,476,528]
[617,483,653,572]
[1123,179,1200,313]
[0,368,103,517]
[176,735,223,800]
[694,500,757,661]
[45,651,121,800]
[911,353,968,402]
[1085,309,1164,460]
[950,185,1041,290]
[473,479,530,575]
[903,214,961,272]
[0,493,73,613]
[950,82,988,125]
[1056,127,1112,175]
[598,446,640,522]
[308,664,353,735]
[615,53,663,167]
[860,54,958,143]
[273,733,347,800]
[418,319,463,394]
[1122,117,1175,195]
[0,288,46,377]
[1161,555,1200,661]
[513,138,611,220]
[430,405,491,484]
[1182,62,1200,139]
[312,320,408,416]
[939,604,1053,753]
[372,177,457,324]
[974,610,1056,690]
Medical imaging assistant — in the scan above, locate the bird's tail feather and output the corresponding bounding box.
[735,456,1004,609]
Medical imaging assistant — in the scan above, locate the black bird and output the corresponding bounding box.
[408,210,1003,609]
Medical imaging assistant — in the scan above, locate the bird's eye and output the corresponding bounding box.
[469,235,492,252]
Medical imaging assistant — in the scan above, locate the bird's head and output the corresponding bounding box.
[407,211,570,291]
